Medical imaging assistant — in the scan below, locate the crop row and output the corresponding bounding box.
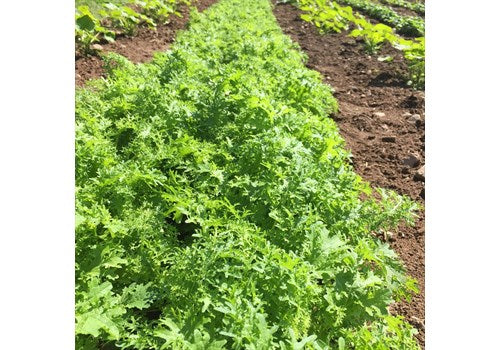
[76,0,420,348]
[336,0,424,36]
[293,0,424,88]
[379,0,425,16]
[75,0,189,54]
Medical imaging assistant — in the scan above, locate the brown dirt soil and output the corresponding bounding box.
[75,0,219,87]
[376,2,422,18]
[387,5,421,18]
[272,2,425,348]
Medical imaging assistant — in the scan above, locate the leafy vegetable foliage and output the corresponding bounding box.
[337,0,424,37]
[75,0,190,54]
[76,0,420,348]
[294,0,425,89]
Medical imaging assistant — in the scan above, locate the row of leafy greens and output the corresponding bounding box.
[76,0,420,348]
[76,0,190,54]
[279,0,425,89]
[336,0,424,37]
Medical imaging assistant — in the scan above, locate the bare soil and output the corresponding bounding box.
[75,0,219,86]
[271,2,425,348]
[386,0,425,17]
[384,4,421,18]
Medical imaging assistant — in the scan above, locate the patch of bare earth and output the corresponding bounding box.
[272,2,425,348]
[75,0,219,87]
[379,3,422,18]
[392,6,420,18]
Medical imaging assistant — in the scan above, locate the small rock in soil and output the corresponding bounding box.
[402,166,410,174]
[91,44,104,51]
[414,165,425,182]
[373,111,386,118]
[402,153,421,168]
[408,114,422,126]
[381,136,396,143]
[415,91,425,99]
[381,124,389,130]
[411,316,425,330]
[403,112,412,118]
[384,231,395,242]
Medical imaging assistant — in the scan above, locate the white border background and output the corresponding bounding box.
[1,0,499,348]
[425,0,500,348]
[0,0,75,347]
[426,0,500,348]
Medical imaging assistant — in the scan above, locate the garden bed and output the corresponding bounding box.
[75,0,219,86]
